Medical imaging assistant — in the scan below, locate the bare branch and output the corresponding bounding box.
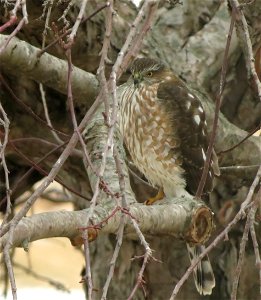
[0,34,98,105]
[0,198,214,252]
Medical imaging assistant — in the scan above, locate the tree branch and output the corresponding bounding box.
[0,34,98,105]
[0,197,214,252]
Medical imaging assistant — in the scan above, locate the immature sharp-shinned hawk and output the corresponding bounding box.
[118,58,220,295]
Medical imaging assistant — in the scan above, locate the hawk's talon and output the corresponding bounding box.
[144,188,165,205]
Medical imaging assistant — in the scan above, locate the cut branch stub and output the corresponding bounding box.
[185,205,214,244]
[120,198,214,245]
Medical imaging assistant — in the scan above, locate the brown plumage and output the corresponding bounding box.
[118,57,219,295]
[119,58,219,197]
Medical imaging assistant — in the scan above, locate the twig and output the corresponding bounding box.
[0,74,68,137]
[0,102,11,232]
[41,0,53,48]
[230,192,259,300]
[37,2,110,57]
[20,0,28,24]
[127,253,149,300]
[120,1,159,73]
[127,162,154,188]
[0,17,25,54]
[57,0,74,28]
[0,15,17,33]
[218,123,261,155]
[112,0,159,80]
[3,244,17,300]
[1,137,90,204]
[229,0,261,101]
[220,165,260,171]
[96,0,113,122]
[11,0,22,17]
[101,144,127,300]
[101,213,126,300]
[250,221,261,295]
[82,229,93,300]
[39,83,63,143]
[13,261,70,293]
[65,49,97,176]
[196,5,236,198]
[67,0,88,45]
[0,0,28,55]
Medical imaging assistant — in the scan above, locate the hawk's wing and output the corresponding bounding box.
[157,79,219,195]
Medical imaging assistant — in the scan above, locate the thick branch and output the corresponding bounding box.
[0,197,214,252]
[0,34,98,105]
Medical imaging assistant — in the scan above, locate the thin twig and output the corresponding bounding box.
[101,145,127,300]
[0,15,17,33]
[196,5,236,198]
[229,0,261,101]
[112,0,159,80]
[65,49,97,176]
[101,213,126,300]
[3,243,17,299]
[13,261,70,293]
[82,229,93,300]
[11,0,22,17]
[37,2,109,57]
[0,74,68,137]
[39,84,63,143]
[41,0,53,48]
[96,0,113,122]
[67,0,88,44]
[218,123,261,155]
[0,0,28,55]
[2,137,90,203]
[120,1,158,73]
[250,222,261,295]
[127,254,149,300]
[230,194,259,300]
[0,102,11,231]
[0,17,25,54]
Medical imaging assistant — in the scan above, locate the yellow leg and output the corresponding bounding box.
[144,187,165,205]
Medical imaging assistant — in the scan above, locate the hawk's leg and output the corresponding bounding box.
[144,187,165,205]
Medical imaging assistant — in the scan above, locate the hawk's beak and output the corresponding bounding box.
[133,73,142,87]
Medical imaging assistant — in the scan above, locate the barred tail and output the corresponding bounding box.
[186,244,215,295]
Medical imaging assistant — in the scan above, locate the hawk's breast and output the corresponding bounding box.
[118,82,186,197]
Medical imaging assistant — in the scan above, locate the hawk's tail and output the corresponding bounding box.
[186,244,215,295]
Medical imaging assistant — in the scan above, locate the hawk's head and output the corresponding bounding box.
[130,58,165,87]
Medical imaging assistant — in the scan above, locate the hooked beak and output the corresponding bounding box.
[133,73,142,87]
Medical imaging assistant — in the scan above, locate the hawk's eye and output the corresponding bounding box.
[147,71,153,77]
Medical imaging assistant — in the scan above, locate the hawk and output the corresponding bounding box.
[118,58,220,295]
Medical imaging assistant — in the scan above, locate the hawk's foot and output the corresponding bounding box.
[70,227,98,246]
[144,188,165,205]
